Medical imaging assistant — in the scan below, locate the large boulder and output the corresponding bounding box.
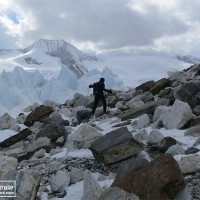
[0,128,32,148]
[99,187,139,200]
[118,99,169,121]
[35,124,66,141]
[67,123,103,150]
[0,113,20,131]
[157,137,177,152]
[90,127,143,164]
[154,100,193,129]
[24,105,54,127]
[112,154,185,200]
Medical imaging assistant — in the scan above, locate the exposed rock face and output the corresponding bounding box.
[112,154,185,200]
[99,187,139,200]
[24,105,54,127]
[82,170,102,200]
[90,127,143,164]
[67,123,103,150]
[118,99,169,121]
[0,113,20,131]
[0,128,32,148]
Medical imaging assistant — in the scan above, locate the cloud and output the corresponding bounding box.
[0,0,200,55]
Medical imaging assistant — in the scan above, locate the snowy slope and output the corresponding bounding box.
[0,39,192,116]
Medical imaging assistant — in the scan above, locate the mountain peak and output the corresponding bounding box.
[22,38,97,78]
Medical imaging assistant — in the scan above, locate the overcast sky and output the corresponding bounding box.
[0,0,200,55]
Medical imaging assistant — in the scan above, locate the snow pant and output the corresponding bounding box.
[92,95,107,115]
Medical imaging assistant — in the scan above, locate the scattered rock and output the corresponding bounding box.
[184,125,200,137]
[76,110,92,124]
[136,114,150,129]
[147,130,164,145]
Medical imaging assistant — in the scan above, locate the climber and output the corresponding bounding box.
[89,78,112,115]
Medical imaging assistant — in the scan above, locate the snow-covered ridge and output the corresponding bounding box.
[21,39,97,78]
[176,55,200,64]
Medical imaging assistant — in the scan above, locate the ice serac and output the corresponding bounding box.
[22,39,97,78]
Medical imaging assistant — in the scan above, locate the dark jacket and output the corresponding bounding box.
[89,81,111,96]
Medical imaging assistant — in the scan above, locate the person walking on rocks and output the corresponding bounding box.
[89,78,112,115]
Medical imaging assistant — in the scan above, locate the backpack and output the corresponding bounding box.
[93,82,99,95]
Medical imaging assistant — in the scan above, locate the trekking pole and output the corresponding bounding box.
[84,88,90,107]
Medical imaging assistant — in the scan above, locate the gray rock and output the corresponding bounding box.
[90,127,143,164]
[147,130,164,145]
[135,80,155,92]
[136,114,150,129]
[0,113,20,131]
[82,170,102,200]
[67,123,103,151]
[118,99,169,121]
[185,147,200,155]
[166,144,185,156]
[154,100,193,129]
[36,123,66,141]
[132,129,148,143]
[50,170,70,193]
[193,137,200,146]
[0,170,41,200]
[178,155,200,173]
[0,156,18,173]
[184,125,200,137]
[69,167,84,184]
[76,110,92,124]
